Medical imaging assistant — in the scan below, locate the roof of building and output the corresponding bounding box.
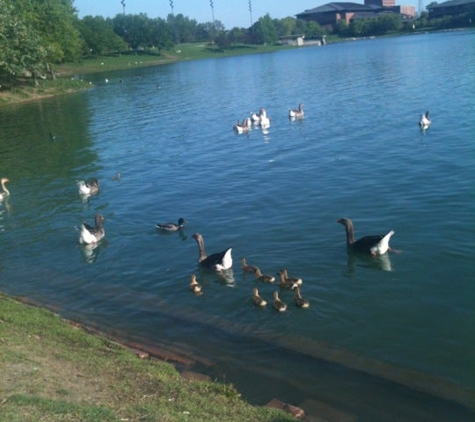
[296,2,383,15]
[428,0,475,8]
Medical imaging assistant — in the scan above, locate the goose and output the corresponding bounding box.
[252,287,267,307]
[259,108,270,129]
[156,218,187,232]
[0,178,10,201]
[419,111,431,130]
[233,118,252,134]
[192,233,232,271]
[273,291,287,312]
[189,274,203,294]
[79,214,105,245]
[241,257,258,274]
[277,271,298,290]
[250,110,262,124]
[255,267,275,283]
[278,268,302,286]
[294,286,310,308]
[289,103,304,119]
[337,217,394,256]
[77,178,100,196]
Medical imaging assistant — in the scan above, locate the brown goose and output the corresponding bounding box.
[241,257,258,274]
[192,233,232,271]
[252,287,267,307]
[294,286,310,308]
[273,291,287,312]
[337,218,394,256]
[79,214,105,245]
[255,267,275,283]
[189,274,203,294]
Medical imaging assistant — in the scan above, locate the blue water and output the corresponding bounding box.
[1,30,474,420]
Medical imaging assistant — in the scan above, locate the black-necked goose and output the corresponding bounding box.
[419,111,431,130]
[273,291,287,312]
[79,214,105,245]
[252,287,267,307]
[189,274,203,294]
[289,103,304,119]
[241,257,258,274]
[0,178,10,201]
[192,233,232,271]
[255,267,275,283]
[77,178,100,196]
[233,117,252,134]
[156,218,187,232]
[337,217,394,256]
[294,286,310,308]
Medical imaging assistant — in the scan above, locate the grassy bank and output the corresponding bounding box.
[0,294,295,422]
[0,43,294,107]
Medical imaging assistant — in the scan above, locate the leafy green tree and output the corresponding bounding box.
[167,14,198,43]
[78,16,127,56]
[0,1,47,84]
[250,14,278,44]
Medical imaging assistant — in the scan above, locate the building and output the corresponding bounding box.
[296,2,415,29]
[427,0,475,19]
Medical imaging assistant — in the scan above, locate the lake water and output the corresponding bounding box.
[1,30,474,420]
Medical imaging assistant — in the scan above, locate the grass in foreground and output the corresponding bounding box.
[0,294,294,422]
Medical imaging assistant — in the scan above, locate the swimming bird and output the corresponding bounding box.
[233,117,252,134]
[259,108,270,129]
[277,271,298,290]
[77,178,100,196]
[250,110,262,124]
[294,286,310,308]
[0,178,10,201]
[111,172,121,181]
[79,214,105,245]
[419,111,431,130]
[189,274,203,294]
[241,257,258,274]
[252,287,267,307]
[255,267,275,283]
[278,268,302,286]
[192,233,232,271]
[336,217,394,256]
[273,291,287,312]
[289,103,304,119]
[156,218,187,232]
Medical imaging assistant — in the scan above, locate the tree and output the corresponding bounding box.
[78,16,128,56]
[250,14,278,44]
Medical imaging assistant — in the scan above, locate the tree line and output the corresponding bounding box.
[1,0,473,86]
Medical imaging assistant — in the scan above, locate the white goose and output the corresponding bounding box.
[0,178,10,201]
[77,178,100,196]
[419,111,431,130]
[259,108,270,129]
[233,117,252,134]
[289,103,304,119]
[79,214,105,245]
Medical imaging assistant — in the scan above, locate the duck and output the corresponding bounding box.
[278,268,302,286]
[289,103,304,119]
[192,233,232,271]
[419,111,431,130]
[259,108,270,129]
[156,218,187,232]
[255,267,275,283]
[277,270,298,290]
[336,217,394,256]
[250,110,262,124]
[0,178,10,201]
[189,274,203,294]
[79,214,105,245]
[273,291,287,312]
[241,257,258,274]
[252,287,267,307]
[294,286,310,308]
[77,178,100,196]
[233,118,252,134]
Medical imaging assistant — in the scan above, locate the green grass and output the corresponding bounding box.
[0,294,295,422]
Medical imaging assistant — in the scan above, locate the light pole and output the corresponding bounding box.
[248,0,253,26]
[121,0,126,15]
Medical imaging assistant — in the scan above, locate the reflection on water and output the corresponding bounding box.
[345,252,394,272]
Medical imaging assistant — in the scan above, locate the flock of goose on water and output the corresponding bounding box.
[0,108,429,311]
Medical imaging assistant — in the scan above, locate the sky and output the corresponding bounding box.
[73,0,422,29]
